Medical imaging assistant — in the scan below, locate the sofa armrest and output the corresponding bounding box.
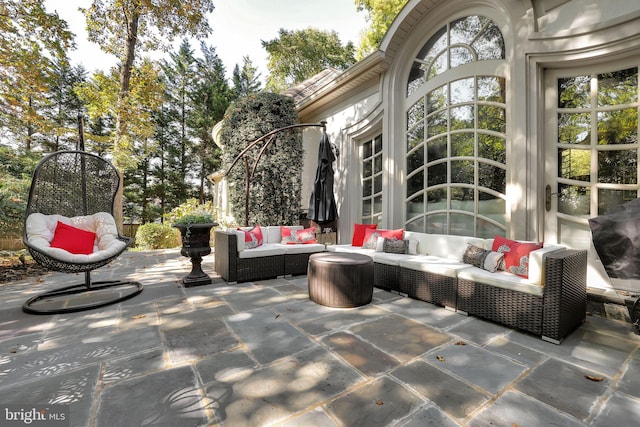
[528,245,563,286]
[214,231,238,282]
[542,249,587,343]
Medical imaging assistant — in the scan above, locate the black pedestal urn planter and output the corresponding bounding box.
[174,222,218,287]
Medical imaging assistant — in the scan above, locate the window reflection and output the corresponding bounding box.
[406,15,506,236]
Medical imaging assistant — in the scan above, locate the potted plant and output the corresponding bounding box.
[173,212,218,287]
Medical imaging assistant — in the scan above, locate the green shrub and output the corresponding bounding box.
[164,199,218,225]
[135,223,180,250]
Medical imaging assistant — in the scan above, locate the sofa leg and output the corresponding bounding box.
[457,309,468,316]
[541,335,562,345]
[444,306,456,312]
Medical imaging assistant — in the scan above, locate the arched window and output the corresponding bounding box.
[405,15,507,237]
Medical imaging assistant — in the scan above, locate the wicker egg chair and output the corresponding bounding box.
[22,151,142,314]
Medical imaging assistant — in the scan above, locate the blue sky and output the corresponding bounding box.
[44,0,369,81]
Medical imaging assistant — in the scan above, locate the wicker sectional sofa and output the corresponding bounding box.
[327,232,587,344]
[214,226,326,283]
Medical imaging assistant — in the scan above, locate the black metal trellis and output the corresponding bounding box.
[224,121,328,227]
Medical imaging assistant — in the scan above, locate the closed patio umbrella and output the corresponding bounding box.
[307,131,338,224]
[589,198,640,280]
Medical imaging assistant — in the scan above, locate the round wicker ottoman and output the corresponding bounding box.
[307,252,374,308]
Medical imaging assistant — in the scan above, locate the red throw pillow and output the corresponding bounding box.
[49,221,96,255]
[351,223,378,246]
[492,235,542,278]
[280,226,317,244]
[238,224,263,249]
[361,228,404,249]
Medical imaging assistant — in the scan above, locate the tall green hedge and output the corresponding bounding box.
[220,93,302,226]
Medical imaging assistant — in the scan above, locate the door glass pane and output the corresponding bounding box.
[362,199,372,217]
[407,62,425,97]
[598,67,638,106]
[598,150,637,184]
[374,175,382,193]
[374,154,382,174]
[362,177,372,197]
[558,112,591,144]
[597,109,638,145]
[363,159,372,177]
[558,148,590,181]
[558,183,590,216]
[558,75,591,108]
[598,189,637,215]
[363,141,372,159]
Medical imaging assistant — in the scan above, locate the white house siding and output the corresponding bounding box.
[293,0,640,292]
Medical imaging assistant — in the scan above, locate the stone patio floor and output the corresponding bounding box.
[1,249,639,426]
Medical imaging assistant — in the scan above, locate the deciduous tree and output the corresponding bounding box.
[354,0,407,59]
[0,0,74,150]
[262,28,355,92]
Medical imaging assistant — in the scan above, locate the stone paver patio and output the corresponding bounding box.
[1,249,639,426]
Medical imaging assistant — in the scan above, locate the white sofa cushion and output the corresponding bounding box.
[420,234,485,260]
[457,267,544,296]
[26,212,127,264]
[398,255,473,278]
[327,244,375,258]
[279,243,326,255]
[373,252,420,266]
[237,243,286,258]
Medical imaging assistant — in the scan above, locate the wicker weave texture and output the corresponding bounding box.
[374,263,400,292]
[308,253,373,307]
[23,151,130,273]
[399,267,457,308]
[237,255,285,282]
[457,279,544,336]
[542,249,587,341]
[285,253,313,276]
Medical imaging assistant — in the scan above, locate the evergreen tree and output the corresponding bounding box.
[45,60,88,152]
[232,56,262,98]
[160,39,199,204]
[192,43,232,203]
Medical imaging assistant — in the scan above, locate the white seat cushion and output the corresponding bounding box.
[237,243,286,258]
[398,255,473,278]
[457,267,543,296]
[327,244,375,258]
[26,212,127,264]
[280,243,326,255]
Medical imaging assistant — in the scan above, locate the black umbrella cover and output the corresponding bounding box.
[307,132,338,224]
[589,198,640,280]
